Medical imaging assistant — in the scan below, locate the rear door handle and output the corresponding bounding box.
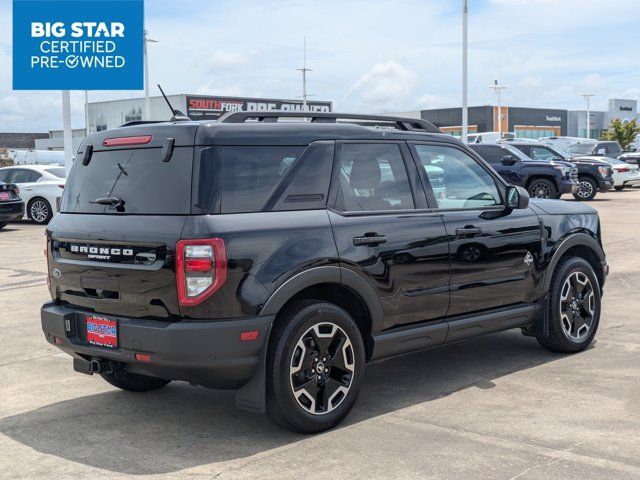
[455,226,483,237]
[353,234,387,247]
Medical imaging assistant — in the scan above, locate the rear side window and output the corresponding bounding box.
[198,146,306,214]
[45,168,66,178]
[61,147,193,214]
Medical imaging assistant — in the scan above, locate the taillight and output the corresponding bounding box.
[617,167,630,173]
[45,232,50,290]
[176,238,227,306]
[13,186,19,196]
[58,184,65,189]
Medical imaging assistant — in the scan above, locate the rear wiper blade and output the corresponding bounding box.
[90,197,125,208]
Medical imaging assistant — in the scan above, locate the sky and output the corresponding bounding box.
[0,0,639,132]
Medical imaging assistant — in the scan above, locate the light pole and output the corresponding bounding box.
[297,37,312,110]
[84,90,89,137]
[490,79,507,136]
[461,0,468,141]
[581,93,595,139]
[144,30,158,120]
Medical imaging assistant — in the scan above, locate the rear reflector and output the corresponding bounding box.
[240,330,260,342]
[103,135,152,147]
[54,336,63,345]
[134,353,152,362]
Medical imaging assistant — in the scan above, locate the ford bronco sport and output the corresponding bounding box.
[42,112,607,433]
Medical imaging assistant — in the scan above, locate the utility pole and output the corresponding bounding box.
[461,0,468,142]
[144,30,158,120]
[490,80,507,136]
[297,37,312,110]
[581,93,595,139]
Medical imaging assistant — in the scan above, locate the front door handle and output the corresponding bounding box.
[353,234,387,247]
[455,226,483,237]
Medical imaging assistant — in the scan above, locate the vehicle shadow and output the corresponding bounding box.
[0,331,565,475]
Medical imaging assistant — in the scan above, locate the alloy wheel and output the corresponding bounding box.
[530,182,551,198]
[576,180,594,199]
[30,200,50,223]
[289,322,355,415]
[560,271,595,340]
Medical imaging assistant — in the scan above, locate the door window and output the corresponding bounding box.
[0,170,10,182]
[336,143,415,212]
[8,169,41,183]
[529,147,556,161]
[414,145,501,209]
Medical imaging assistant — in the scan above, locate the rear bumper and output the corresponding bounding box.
[0,201,25,222]
[41,302,274,389]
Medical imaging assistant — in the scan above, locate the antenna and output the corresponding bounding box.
[157,84,190,121]
[297,37,313,110]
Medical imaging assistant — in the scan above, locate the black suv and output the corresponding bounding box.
[42,112,607,433]
[468,143,578,199]
[507,142,613,201]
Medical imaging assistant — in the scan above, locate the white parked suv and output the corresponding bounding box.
[0,165,65,224]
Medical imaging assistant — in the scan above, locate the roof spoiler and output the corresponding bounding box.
[217,111,442,133]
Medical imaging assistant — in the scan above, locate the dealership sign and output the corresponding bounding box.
[186,95,333,120]
[12,0,143,90]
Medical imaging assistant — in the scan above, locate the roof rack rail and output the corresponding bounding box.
[217,111,442,133]
[118,120,167,128]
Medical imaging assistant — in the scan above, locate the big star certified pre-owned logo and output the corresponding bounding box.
[12,0,143,90]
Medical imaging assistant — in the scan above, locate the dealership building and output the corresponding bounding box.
[394,98,637,140]
[84,94,333,134]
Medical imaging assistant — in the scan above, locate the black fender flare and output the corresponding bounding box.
[260,265,384,333]
[542,232,605,294]
[236,265,384,414]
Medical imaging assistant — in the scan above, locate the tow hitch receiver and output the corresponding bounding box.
[73,357,111,375]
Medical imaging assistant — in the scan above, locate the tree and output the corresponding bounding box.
[600,118,640,150]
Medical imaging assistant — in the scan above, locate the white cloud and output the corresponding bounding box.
[350,61,418,109]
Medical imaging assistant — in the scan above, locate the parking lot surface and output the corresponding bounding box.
[1,192,639,480]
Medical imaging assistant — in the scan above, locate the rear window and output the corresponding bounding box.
[61,147,193,214]
[45,167,66,178]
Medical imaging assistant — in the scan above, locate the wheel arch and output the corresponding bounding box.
[543,233,605,295]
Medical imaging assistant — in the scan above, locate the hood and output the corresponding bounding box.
[569,156,611,166]
[529,198,597,216]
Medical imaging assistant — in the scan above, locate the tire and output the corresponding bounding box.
[537,257,601,353]
[614,186,624,191]
[100,370,170,392]
[573,176,598,201]
[527,178,557,199]
[27,197,53,224]
[266,300,366,433]
[0,222,6,230]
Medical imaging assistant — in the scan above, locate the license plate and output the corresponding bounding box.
[0,192,9,201]
[86,315,118,348]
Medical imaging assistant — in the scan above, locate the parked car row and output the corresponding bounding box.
[0,164,66,224]
[466,133,640,201]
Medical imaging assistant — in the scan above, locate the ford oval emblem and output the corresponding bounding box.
[52,269,62,279]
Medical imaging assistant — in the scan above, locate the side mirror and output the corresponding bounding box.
[501,155,517,166]
[506,185,529,210]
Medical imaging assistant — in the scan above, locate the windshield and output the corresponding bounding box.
[566,143,596,154]
[45,167,66,178]
[61,147,193,214]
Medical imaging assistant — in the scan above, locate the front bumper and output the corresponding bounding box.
[558,181,578,195]
[0,200,25,222]
[597,178,613,192]
[41,302,274,389]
